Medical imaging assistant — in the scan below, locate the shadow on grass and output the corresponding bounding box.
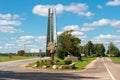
[0,70,99,80]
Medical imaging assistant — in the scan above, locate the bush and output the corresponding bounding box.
[64,60,72,65]
[36,61,40,67]
[57,48,65,59]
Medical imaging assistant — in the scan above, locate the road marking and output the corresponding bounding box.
[102,58,115,80]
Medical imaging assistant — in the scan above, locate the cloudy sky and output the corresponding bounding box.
[0,0,120,53]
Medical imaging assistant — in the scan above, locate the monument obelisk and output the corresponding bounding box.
[46,8,57,56]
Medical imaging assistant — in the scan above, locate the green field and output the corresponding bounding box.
[0,56,37,62]
[29,57,96,70]
[109,57,120,62]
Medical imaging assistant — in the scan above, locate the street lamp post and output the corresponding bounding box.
[39,49,42,58]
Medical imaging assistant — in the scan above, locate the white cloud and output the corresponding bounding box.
[20,36,34,40]
[35,36,46,42]
[95,34,119,41]
[0,14,12,20]
[17,36,34,43]
[60,25,88,41]
[83,19,110,27]
[65,3,94,17]
[97,5,103,9]
[0,20,21,26]
[15,36,35,49]
[5,43,15,47]
[65,3,87,13]
[72,31,87,39]
[57,31,63,35]
[81,12,94,17]
[30,48,39,53]
[17,29,24,33]
[17,35,46,45]
[4,43,15,49]
[35,36,46,47]
[0,14,20,20]
[111,20,120,27]
[0,13,23,33]
[106,0,120,6]
[15,35,47,52]
[0,43,16,53]
[0,26,17,33]
[13,15,20,20]
[117,30,120,32]
[0,35,46,53]
[0,25,23,33]
[72,31,84,36]
[81,27,95,31]
[32,4,64,16]
[54,4,64,14]
[62,25,87,39]
[56,25,88,45]
[32,3,94,17]
[82,18,120,32]
[92,34,120,49]
[0,46,2,49]
[63,25,80,31]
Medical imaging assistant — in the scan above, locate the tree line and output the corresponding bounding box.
[57,30,120,59]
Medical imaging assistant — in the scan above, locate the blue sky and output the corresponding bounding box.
[0,0,120,53]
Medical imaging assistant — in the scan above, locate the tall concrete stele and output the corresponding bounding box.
[46,8,57,56]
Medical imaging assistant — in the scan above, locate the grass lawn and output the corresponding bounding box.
[0,56,37,62]
[74,57,96,70]
[29,57,96,70]
[109,57,120,62]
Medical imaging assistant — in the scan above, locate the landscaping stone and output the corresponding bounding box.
[69,63,75,68]
[58,63,75,69]
[32,64,37,68]
[59,65,71,69]
[52,65,59,69]
[65,55,71,61]
[71,56,78,62]
[42,65,47,69]
[65,55,78,62]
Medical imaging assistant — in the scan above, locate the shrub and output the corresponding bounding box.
[36,61,40,67]
[64,60,72,65]
[57,48,65,59]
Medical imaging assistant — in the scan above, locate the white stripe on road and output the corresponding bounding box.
[102,58,115,80]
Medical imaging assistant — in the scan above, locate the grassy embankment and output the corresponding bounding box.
[0,56,37,62]
[109,57,120,62]
[29,57,96,70]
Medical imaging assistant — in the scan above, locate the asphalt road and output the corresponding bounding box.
[0,57,119,80]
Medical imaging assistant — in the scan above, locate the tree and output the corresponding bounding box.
[79,45,84,54]
[94,44,105,57]
[107,42,120,57]
[82,45,88,57]
[57,30,81,59]
[85,41,94,57]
